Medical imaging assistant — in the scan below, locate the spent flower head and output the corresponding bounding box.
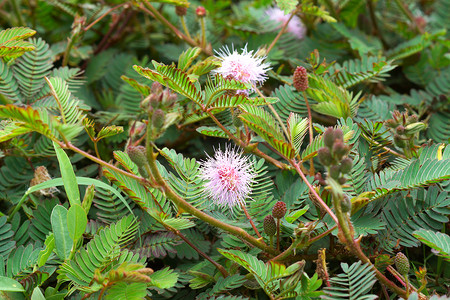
[199,146,256,211]
[265,7,306,39]
[213,44,271,91]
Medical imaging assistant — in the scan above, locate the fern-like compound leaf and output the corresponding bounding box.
[0,27,36,61]
[134,63,203,105]
[58,215,141,292]
[12,38,53,103]
[322,261,377,300]
[413,229,450,262]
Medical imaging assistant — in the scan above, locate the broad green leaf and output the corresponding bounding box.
[19,177,132,216]
[38,233,55,267]
[67,204,87,242]
[51,205,73,260]
[53,142,81,206]
[0,276,25,292]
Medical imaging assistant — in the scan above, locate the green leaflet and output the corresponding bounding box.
[51,205,72,261]
[53,142,81,206]
[413,229,450,262]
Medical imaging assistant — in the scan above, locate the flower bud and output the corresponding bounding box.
[385,119,397,128]
[404,122,427,135]
[272,201,287,219]
[323,127,335,149]
[318,147,332,166]
[338,177,347,185]
[329,165,340,180]
[407,114,418,123]
[152,109,165,130]
[232,109,243,128]
[333,128,343,142]
[332,140,348,160]
[151,82,163,94]
[396,125,405,134]
[394,252,410,276]
[339,158,353,174]
[175,6,187,16]
[127,146,147,168]
[196,6,206,17]
[293,66,308,92]
[263,215,276,236]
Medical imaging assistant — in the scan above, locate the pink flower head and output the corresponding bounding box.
[200,146,255,211]
[265,7,306,39]
[213,45,271,91]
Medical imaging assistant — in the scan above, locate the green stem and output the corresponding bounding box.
[140,1,213,56]
[199,16,206,48]
[10,0,24,26]
[331,183,408,297]
[276,218,281,251]
[254,86,289,140]
[62,36,76,67]
[302,91,315,175]
[180,15,192,39]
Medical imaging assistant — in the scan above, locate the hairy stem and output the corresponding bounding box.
[241,203,263,239]
[332,188,408,297]
[60,142,150,186]
[199,16,206,48]
[254,86,289,140]
[84,3,127,32]
[179,15,192,39]
[266,7,299,55]
[291,160,339,224]
[168,226,229,277]
[205,110,289,170]
[140,1,213,56]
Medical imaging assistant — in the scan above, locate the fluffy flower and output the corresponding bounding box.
[213,45,271,90]
[199,146,255,210]
[265,7,306,39]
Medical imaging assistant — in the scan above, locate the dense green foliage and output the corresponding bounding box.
[0,0,448,299]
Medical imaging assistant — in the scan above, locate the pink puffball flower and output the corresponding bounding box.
[199,146,256,211]
[265,7,306,39]
[213,45,271,91]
